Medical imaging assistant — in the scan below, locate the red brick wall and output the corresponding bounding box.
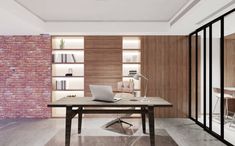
[0,35,52,119]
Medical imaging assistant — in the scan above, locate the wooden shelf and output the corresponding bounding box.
[122,37,141,97]
[123,62,140,64]
[52,76,84,78]
[52,62,84,64]
[123,49,140,51]
[52,49,84,51]
[122,75,134,77]
[53,89,84,91]
[52,36,85,118]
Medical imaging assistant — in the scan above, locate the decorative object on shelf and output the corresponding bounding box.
[65,68,73,76]
[132,55,137,62]
[133,73,149,102]
[60,39,65,49]
[67,94,76,97]
[125,57,131,62]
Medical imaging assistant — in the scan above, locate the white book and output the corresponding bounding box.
[55,54,62,63]
[56,80,62,90]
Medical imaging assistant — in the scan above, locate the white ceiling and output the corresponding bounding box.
[0,0,234,35]
[15,0,190,22]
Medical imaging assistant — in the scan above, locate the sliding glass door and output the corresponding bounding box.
[189,9,235,146]
[224,11,235,145]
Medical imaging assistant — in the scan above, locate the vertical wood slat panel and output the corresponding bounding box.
[191,36,196,119]
[85,36,122,49]
[142,36,189,118]
[84,36,122,96]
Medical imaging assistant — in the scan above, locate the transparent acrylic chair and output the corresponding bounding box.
[105,80,135,129]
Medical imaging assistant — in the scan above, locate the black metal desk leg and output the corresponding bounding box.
[148,106,155,146]
[141,107,146,133]
[78,107,83,134]
[65,106,72,146]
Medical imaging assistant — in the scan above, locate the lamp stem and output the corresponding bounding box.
[144,79,148,98]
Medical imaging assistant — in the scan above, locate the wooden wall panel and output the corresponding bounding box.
[85,63,121,77]
[142,36,189,118]
[224,37,235,112]
[85,49,122,62]
[85,36,122,49]
[84,35,189,118]
[84,36,122,96]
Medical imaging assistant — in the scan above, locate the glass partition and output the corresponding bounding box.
[189,8,235,146]
[191,34,196,119]
[198,30,205,125]
[224,12,235,145]
[211,21,221,135]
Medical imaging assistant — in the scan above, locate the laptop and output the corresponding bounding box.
[89,85,122,102]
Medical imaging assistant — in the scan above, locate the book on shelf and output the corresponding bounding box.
[71,54,76,62]
[66,54,76,63]
[52,54,77,63]
[52,54,58,63]
[61,54,64,62]
[55,80,67,90]
[65,54,67,63]
[52,54,55,63]
[128,70,137,76]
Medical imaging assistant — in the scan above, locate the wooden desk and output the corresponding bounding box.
[213,87,235,117]
[48,97,172,146]
[214,87,235,94]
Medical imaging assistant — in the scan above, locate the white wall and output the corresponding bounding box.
[0,0,45,35]
[46,22,169,35]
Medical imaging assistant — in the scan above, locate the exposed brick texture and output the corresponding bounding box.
[0,35,52,119]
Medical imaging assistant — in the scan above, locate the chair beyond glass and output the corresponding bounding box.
[213,88,233,117]
[105,81,135,129]
[213,88,235,126]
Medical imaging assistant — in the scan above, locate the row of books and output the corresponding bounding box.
[55,80,66,90]
[128,70,137,76]
[52,54,77,63]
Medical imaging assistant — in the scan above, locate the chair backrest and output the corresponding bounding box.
[117,80,134,94]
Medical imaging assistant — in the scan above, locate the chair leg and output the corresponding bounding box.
[119,119,133,126]
[105,118,133,128]
[213,97,219,115]
[229,114,235,127]
[105,119,120,128]
[225,99,228,119]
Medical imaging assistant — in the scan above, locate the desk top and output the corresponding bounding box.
[48,97,172,108]
[225,87,235,91]
[214,87,235,91]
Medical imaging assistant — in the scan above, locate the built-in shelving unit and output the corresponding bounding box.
[122,37,141,97]
[52,36,84,117]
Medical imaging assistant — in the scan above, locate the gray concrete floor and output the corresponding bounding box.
[0,118,225,146]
